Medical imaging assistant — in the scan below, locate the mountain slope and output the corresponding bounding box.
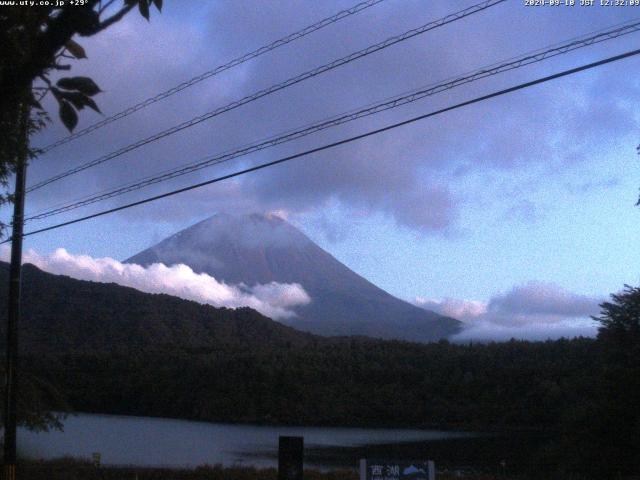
[0,262,320,354]
[126,213,461,342]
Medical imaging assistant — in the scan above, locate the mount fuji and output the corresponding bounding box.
[126,213,460,342]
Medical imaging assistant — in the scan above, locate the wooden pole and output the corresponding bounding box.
[3,96,29,480]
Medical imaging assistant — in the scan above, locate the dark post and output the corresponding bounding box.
[278,436,303,480]
[3,100,29,480]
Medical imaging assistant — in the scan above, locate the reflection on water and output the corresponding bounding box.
[18,413,472,469]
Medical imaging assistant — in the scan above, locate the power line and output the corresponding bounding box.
[26,0,506,193]
[24,18,640,222]
[36,0,389,155]
[25,17,640,219]
[28,16,640,220]
[11,47,640,242]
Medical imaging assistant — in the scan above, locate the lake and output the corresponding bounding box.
[18,413,473,470]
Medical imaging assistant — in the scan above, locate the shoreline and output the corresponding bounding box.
[50,409,546,436]
[16,457,514,480]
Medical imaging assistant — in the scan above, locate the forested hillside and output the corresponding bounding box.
[0,262,321,353]
[0,262,638,477]
[29,338,596,430]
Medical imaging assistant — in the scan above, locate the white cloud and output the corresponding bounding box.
[487,282,601,319]
[451,318,599,342]
[1,247,310,320]
[266,209,290,220]
[415,297,486,323]
[416,282,603,341]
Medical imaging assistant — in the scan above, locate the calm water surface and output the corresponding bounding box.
[18,413,472,469]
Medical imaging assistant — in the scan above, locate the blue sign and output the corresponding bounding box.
[359,459,435,480]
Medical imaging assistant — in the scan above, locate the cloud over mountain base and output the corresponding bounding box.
[416,282,604,341]
[1,247,310,320]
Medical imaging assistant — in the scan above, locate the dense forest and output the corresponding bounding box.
[28,338,596,430]
[21,336,638,477]
[1,264,639,477]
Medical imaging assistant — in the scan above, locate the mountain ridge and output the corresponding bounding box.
[0,261,324,354]
[126,213,461,342]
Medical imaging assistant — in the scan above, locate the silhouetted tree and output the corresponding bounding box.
[0,0,162,232]
[579,285,640,477]
[0,0,163,429]
[595,284,640,345]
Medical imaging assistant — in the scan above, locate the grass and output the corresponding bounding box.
[18,458,358,480]
[16,457,528,480]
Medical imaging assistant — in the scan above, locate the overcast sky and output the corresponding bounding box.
[6,0,640,339]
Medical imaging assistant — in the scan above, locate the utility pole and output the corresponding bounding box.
[3,98,29,480]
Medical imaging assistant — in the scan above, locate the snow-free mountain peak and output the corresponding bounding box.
[126,213,460,342]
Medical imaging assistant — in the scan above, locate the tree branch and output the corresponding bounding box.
[98,0,117,15]
[93,3,135,34]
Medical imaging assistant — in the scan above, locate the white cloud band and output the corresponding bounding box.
[416,281,603,341]
[1,247,310,320]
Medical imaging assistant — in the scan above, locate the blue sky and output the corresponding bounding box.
[6,0,640,338]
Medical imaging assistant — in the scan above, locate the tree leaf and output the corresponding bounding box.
[56,90,102,114]
[56,77,101,96]
[60,91,87,110]
[65,39,87,59]
[59,100,78,132]
[139,0,150,20]
[83,96,102,114]
[153,0,163,11]
[50,86,62,101]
